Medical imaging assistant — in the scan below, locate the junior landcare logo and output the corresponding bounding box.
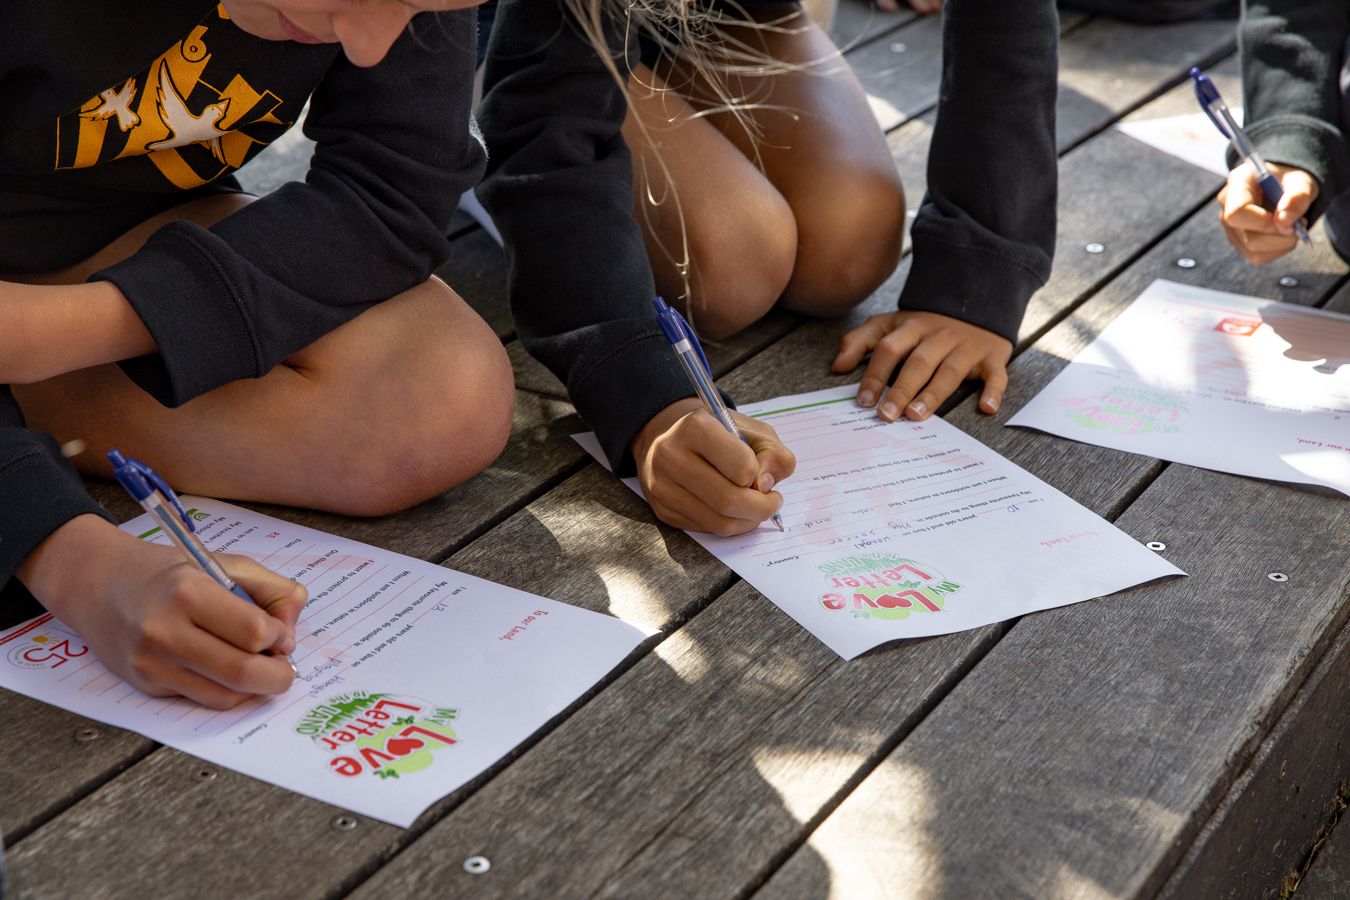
[817,554,961,621]
[296,691,459,780]
[3,620,88,671]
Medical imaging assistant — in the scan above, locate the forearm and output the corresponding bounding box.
[2,279,153,383]
[14,514,123,604]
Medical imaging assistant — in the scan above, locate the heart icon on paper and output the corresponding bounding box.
[385,736,425,757]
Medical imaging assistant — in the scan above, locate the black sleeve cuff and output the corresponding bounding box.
[0,433,114,592]
[1226,116,1350,224]
[896,213,1048,346]
[93,224,262,408]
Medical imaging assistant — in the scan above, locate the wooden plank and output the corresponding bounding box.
[0,696,153,844]
[760,463,1350,899]
[1,389,583,846]
[342,202,1348,900]
[2,54,1298,899]
[1299,808,1350,899]
[1148,284,1350,900]
[829,0,918,52]
[2,463,744,900]
[1055,16,1235,151]
[1156,617,1350,899]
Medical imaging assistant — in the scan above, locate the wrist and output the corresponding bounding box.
[16,514,129,612]
[1,280,152,383]
[631,397,705,462]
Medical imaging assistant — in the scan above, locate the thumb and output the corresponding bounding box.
[737,419,797,493]
[1275,169,1317,231]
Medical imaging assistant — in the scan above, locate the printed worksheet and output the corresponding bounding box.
[0,501,649,827]
[576,385,1182,659]
[1009,279,1350,495]
[1115,108,1239,177]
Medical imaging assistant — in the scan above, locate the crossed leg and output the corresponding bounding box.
[13,193,515,517]
[623,3,906,340]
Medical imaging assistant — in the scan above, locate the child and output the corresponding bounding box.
[1216,2,1349,265]
[477,0,1058,534]
[2,0,513,709]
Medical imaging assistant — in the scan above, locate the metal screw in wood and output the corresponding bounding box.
[463,856,491,875]
[1085,242,1104,254]
[331,815,359,832]
[1176,258,1197,269]
[1279,276,1298,288]
[1268,572,1289,583]
[889,41,907,53]
[1146,541,1166,552]
[193,768,218,783]
[74,727,100,743]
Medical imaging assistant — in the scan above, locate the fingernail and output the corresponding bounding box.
[857,390,875,407]
[983,394,1000,412]
[907,400,928,418]
[758,473,775,493]
[879,402,899,421]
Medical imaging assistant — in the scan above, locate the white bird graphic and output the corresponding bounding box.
[145,62,231,164]
[83,78,140,131]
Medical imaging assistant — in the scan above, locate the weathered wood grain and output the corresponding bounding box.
[1055,16,1235,151]
[1149,282,1350,900]
[0,696,153,844]
[1156,618,1350,899]
[829,0,918,52]
[337,89,1346,900]
[1299,809,1350,899]
[3,389,584,847]
[760,456,1350,899]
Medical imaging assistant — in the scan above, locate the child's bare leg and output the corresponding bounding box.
[13,194,514,517]
[661,5,906,317]
[623,65,798,340]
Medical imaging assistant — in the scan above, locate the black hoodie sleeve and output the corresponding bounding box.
[476,0,696,476]
[1234,0,1350,224]
[898,0,1059,344]
[93,10,487,407]
[0,388,114,599]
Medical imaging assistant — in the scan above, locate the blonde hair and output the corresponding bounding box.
[560,0,830,321]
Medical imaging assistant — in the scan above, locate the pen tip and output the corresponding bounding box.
[775,519,786,533]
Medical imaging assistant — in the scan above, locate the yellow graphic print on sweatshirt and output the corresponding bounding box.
[55,8,288,190]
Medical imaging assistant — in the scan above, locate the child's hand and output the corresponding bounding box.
[1218,162,1317,265]
[832,310,1012,420]
[631,399,796,537]
[18,515,305,710]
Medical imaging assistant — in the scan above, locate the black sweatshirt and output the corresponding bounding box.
[477,0,1059,476]
[1236,0,1350,224]
[0,3,485,594]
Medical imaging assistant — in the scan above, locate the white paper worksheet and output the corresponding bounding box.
[0,501,649,827]
[1008,279,1350,495]
[576,385,1182,659]
[1115,108,1240,177]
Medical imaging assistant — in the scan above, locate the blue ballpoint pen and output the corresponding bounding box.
[652,298,787,533]
[1190,67,1311,245]
[108,449,297,672]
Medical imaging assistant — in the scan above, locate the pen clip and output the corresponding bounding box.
[1189,67,1231,140]
[107,449,198,534]
[652,297,715,378]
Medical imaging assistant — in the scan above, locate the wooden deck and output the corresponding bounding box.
[3,6,1349,898]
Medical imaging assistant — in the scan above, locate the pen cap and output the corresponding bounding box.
[651,297,684,345]
[1189,67,1230,139]
[107,448,199,533]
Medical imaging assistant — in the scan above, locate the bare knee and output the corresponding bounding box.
[780,171,906,319]
[308,282,515,516]
[679,195,799,340]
